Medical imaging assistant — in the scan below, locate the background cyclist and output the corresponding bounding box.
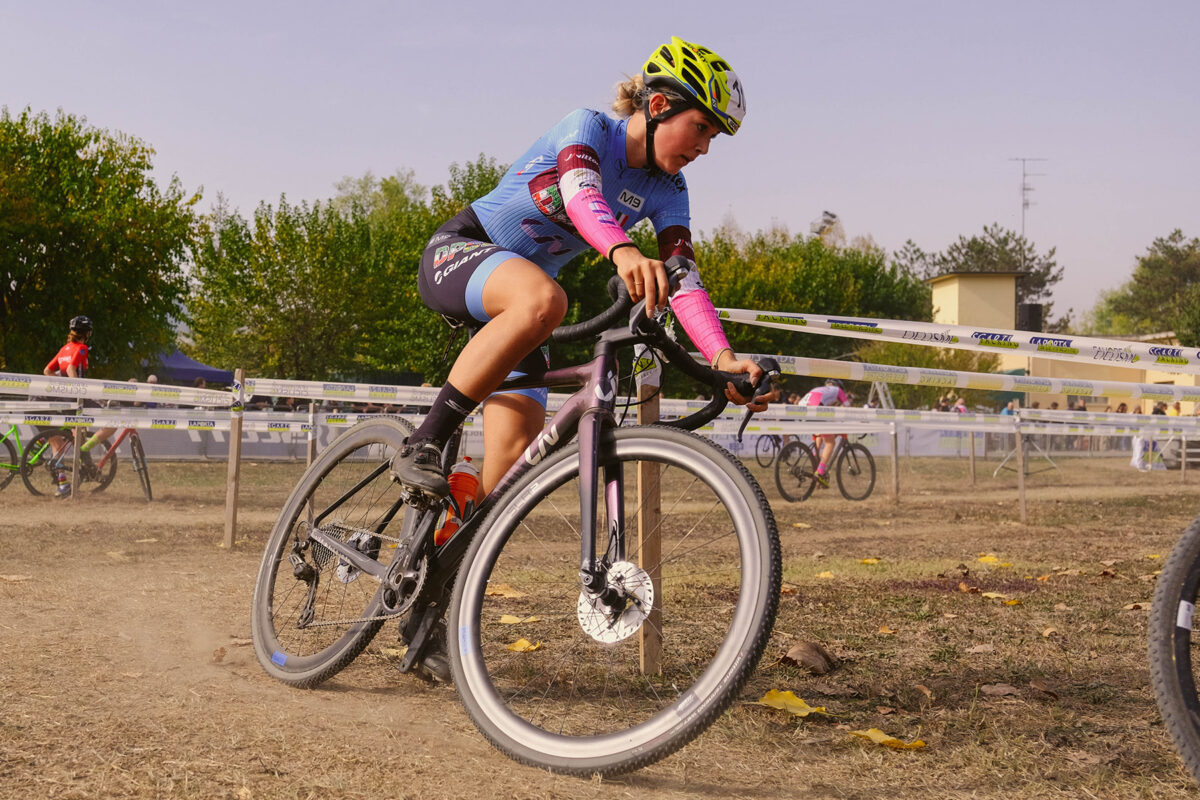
[800,378,850,488]
[42,316,115,495]
[391,36,774,499]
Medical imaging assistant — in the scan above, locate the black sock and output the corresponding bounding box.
[410,381,478,446]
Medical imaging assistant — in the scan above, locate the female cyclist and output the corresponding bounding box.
[392,36,772,498]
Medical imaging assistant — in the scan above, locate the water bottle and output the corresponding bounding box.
[434,457,481,546]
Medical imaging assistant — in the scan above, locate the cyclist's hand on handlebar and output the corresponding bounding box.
[613,246,669,313]
[720,356,778,412]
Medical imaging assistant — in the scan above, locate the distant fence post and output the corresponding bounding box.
[890,423,900,503]
[306,403,317,466]
[223,368,245,549]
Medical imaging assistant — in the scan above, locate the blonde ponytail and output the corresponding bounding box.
[611,74,646,118]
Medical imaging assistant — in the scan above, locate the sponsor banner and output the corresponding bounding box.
[0,373,234,406]
[718,309,1200,375]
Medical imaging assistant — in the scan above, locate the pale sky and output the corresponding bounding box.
[4,1,1197,322]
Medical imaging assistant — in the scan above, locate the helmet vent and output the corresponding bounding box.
[658,46,675,67]
[680,65,706,98]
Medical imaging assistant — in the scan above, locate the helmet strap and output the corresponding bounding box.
[642,97,687,175]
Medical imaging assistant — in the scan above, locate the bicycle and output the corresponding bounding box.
[753,432,784,467]
[20,424,152,501]
[250,258,782,776]
[1149,515,1200,785]
[775,432,876,502]
[1,422,33,492]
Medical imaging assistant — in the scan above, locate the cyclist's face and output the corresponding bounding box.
[653,107,721,175]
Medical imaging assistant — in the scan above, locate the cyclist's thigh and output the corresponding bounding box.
[418,209,522,325]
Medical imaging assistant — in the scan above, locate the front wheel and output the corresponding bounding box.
[836,442,876,501]
[0,435,17,491]
[250,417,416,688]
[775,439,818,502]
[449,425,781,777]
[130,434,152,502]
[1150,515,1200,785]
[754,434,777,468]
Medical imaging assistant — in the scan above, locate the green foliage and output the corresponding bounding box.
[854,340,1002,410]
[0,107,198,377]
[187,156,509,384]
[1079,230,1200,345]
[898,224,1066,329]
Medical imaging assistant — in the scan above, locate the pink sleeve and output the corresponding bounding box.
[837,389,849,405]
[557,144,631,258]
[670,289,732,365]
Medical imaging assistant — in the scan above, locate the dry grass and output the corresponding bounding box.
[1,454,1199,799]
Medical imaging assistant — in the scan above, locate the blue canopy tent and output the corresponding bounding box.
[157,350,234,385]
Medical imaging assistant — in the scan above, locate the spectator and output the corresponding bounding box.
[953,397,967,413]
[1000,401,1016,416]
[1169,401,1182,417]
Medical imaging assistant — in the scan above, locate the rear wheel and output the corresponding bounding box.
[754,435,777,468]
[775,439,818,502]
[836,442,876,501]
[449,425,781,776]
[20,431,114,496]
[251,417,417,688]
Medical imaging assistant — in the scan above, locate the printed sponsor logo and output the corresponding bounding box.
[45,381,87,396]
[863,365,909,379]
[188,419,216,430]
[1149,346,1184,358]
[151,387,181,399]
[719,311,730,319]
[902,330,959,344]
[617,189,645,211]
[325,414,349,425]
[102,382,137,396]
[1090,345,1137,364]
[433,240,484,269]
[267,421,291,432]
[322,383,357,398]
[755,313,806,327]
[24,414,52,425]
[196,392,228,405]
[524,423,561,466]
[917,369,957,387]
[1012,377,1054,391]
[972,332,1018,349]
[368,385,397,400]
[151,418,177,430]
[64,415,94,427]
[829,319,880,334]
[1141,390,1174,402]
[0,375,32,390]
[1156,355,1189,366]
[1030,336,1079,355]
[1061,381,1094,395]
[429,232,452,245]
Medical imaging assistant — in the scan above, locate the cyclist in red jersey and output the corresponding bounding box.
[391,37,774,499]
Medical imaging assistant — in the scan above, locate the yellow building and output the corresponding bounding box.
[928,271,1197,412]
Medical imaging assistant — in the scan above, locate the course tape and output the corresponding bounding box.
[746,352,1200,404]
[718,308,1200,375]
[0,372,233,407]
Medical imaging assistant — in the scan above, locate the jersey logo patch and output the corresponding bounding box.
[617,189,645,212]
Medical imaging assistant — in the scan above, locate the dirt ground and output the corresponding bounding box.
[4,454,1200,799]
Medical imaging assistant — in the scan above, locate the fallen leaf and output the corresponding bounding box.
[966,644,995,654]
[914,684,934,701]
[0,574,32,582]
[757,689,830,717]
[981,683,1019,697]
[1030,679,1059,699]
[878,625,897,635]
[981,592,1008,600]
[1100,559,1118,567]
[1003,599,1023,606]
[1146,554,1161,560]
[782,641,837,675]
[781,586,798,595]
[134,538,158,544]
[486,583,526,598]
[849,728,926,749]
[958,582,980,594]
[861,558,881,565]
[876,706,896,715]
[1036,574,1051,582]
[977,555,1000,564]
[506,638,541,652]
[498,614,543,624]
[816,570,835,579]
[212,647,227,664]
[1042,627,1058,638]
[792,522,812,529]
[942,613,959,619]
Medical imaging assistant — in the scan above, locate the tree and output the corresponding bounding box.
[1080,230,1200,344]
[0,107,198,376]
[898,224,1066,330]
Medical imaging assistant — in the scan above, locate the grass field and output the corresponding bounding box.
[3,452,1199,799]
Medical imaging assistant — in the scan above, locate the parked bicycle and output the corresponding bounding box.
[753,432,785,467]
[20,424,152,501]
[774,432,876,502]
[251,259,782,777]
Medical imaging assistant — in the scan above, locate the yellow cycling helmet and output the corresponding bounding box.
[642,36,746,136]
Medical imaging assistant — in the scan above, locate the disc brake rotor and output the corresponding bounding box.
[577,560,655,644]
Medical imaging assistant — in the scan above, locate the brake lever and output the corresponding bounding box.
[736,358,782,442]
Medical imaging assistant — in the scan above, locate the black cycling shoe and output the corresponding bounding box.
[390,439,449,499]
